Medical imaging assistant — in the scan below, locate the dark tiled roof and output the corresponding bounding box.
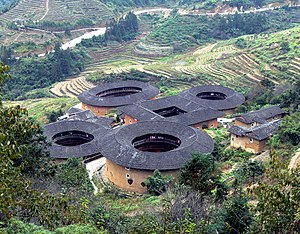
[236,106,288,124]
[140,95,202,112]
[43,120,110,159]
[167,108,225,126]
[118,104,163,121]
[68,109,95,120]
[229,120,282,140]
[118,102,225,126]
[67,109,114,127]
[100,121,214,170]
[179,85,245,110]
[66,107,82,115]
[78,81,159,107]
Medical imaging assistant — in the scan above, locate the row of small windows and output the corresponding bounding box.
[233,135,254,143]
[126,173,145,187]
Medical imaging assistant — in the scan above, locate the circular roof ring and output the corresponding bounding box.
[179,85,245,111]
[100,120,214,170]
[44,120,109,159]
[78,81,159,107]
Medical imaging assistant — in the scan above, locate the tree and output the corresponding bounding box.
[46,109,64,123]
[0,62,10,103]
[179,153,218,194]
[0,64,86,229]
[277,112,300,146]
[250,152,300,233]
[144,169,173,196]
[223,195,253,234]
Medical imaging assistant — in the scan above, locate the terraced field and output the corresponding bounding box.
[0,0,114,25]
[51,25,299,98]
[0,0,46,24]
[287,57,300,80]
[50,76,95,97]
[4,97,79,124]
[44,0,113,23]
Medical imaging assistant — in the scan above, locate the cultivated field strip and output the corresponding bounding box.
[0,0,114,25]
[0,0,46,24]
[288,57,300,80]
[50,77,95,98]
[45,0,113,23]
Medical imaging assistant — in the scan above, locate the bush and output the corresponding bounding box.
[144,169,173,196]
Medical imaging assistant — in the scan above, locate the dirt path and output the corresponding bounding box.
[13,32,23,42]
[85,157,106,194]
[40,0,49,21]
[289,148,300,170]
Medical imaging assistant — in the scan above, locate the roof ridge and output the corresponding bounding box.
[134,103,165,119]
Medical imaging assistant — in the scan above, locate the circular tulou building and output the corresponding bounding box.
[78,81,159,117]
[44,120,109,161]
[100,120,214,193]
[179,85,245,114]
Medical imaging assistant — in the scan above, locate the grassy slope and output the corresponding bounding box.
[3,97,79,125]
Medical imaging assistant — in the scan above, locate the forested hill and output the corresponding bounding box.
[100,0,289,9]
[0,0,19,13]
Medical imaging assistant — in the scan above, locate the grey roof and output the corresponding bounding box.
[236,106,288,124]
[43,120,110,159]
[118,101,225,126]
[67,109,114,127]
[68,109,95,120]
[118,104,164,121]
[78,81,159,107]
[100,121,214,170]
[66,107,82,115]
[140,95,202,112]
[229,119,282,140]
[167,108,225,126]
[179,85,245,111]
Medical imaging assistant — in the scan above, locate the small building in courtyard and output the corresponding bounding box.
[118,95,225,128]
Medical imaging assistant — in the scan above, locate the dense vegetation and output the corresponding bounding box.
[105,12,138,42]
[0,0,18,14]
[1,44,85,100]
[147,7,300,51]
[1,58,300,233]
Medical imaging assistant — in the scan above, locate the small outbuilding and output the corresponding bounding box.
[179,85,245,114]
[78,81,159,117]
[44,120,109,161]
[234,105,288,128]
[229,119,282,154]
[100,120,214,193]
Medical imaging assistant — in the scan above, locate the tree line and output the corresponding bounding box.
[0,43,85,100]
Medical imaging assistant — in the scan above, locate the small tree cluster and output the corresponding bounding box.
[144,169,173,196]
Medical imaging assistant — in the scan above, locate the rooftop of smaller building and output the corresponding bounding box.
[78,81,159,107]
[66,109,115,127]
[236,106,288,124]
[179,85,245,111]
[229,119,282,141]
[118,96,225,126]
[44,120,110,159]
[100,120,214,170]
[140,95,202,114]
